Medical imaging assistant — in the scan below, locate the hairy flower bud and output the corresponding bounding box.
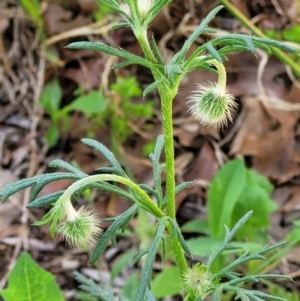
[120,2,131,17]
[137,0,153,16]
[187,58,237,128]
[187,82,237,128]
[57,206,101,249]
[183,263,213,298]
[120,0,153,19]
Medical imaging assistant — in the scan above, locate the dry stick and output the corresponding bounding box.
[219,0,300,78]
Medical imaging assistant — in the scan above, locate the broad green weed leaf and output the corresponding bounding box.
[151,266,181,298]
[231,171,276,239]
[208,159,276,240]
[111,76,142,98]
[40,80,62,114]
[181,219,209,234]
[282,25,300,43]
[0,253,64,301]
[249,169,273,194]
[45,124,60,147]
[208,158,247,238]
[186,237,223,257]
[64,91,107,118]
[186,237,262,257]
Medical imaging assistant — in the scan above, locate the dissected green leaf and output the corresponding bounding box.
[0,253,64,301]
[134,218,167,301]
[48,159,87,177]
[168,5,224,68]
[74,272,113,301]
[175,181,193,195]
[143,78,164,97]
[0,173,81,203]
[27,191,64,208]
[150,36,163,65]
[67,42,156,71]
[81,138,126,176]
[90,204,138,264]
[206,42,223,62]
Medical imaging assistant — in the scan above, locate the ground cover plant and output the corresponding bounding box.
[0,1,299,300]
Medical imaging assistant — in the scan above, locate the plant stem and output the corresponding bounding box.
[159,86,188,278]
[160,94,176,219]
[61,174,165,219]
[136,31,157,63]
[219,0,300,77]
[137,30,188,280]
[210,59,227,94]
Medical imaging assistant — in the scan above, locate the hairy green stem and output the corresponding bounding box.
[61,174,164,219]
[136,30,157,63]
[219,0,300,77]
[137,29,188,281]
[159,86,188,278]
[210,59,227,94]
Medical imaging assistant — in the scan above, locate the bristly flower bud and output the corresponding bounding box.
[120,2,131,17]
[57,205,102,249]
[137,0,153,17]
[183,263,213,298]
[120,0,153,19]
[187,59,237,128]
[187,82,237,128]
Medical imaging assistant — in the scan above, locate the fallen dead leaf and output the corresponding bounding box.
[185,141,219,182]
[231,96,300,183]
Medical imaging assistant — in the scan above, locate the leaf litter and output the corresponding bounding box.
[1,0,300,299]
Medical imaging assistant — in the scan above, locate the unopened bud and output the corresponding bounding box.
[187,82,237,128]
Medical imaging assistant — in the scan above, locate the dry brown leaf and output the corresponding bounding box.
[43,3,91,36]
[231,96,300,183]
[282,186,300,213]
[185,141,219,182]
[76,0,98,13]
[62,57,103,90]
[226,52,288,99]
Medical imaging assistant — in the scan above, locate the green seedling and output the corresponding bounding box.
[40,80,107,146]
[0,253,64,301]
[1,1,298,300]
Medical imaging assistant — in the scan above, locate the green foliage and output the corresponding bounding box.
[265,25,300,44]
[19,0,42,28]
[109,76,153,143]
[0,253,64,301]
[74,272,129,301]
[1,3,298,301]
[40,77,152,147]
[151,266,181,298]
[110,249,137,281]
[40,80,107,146]
[208,158,276,240]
